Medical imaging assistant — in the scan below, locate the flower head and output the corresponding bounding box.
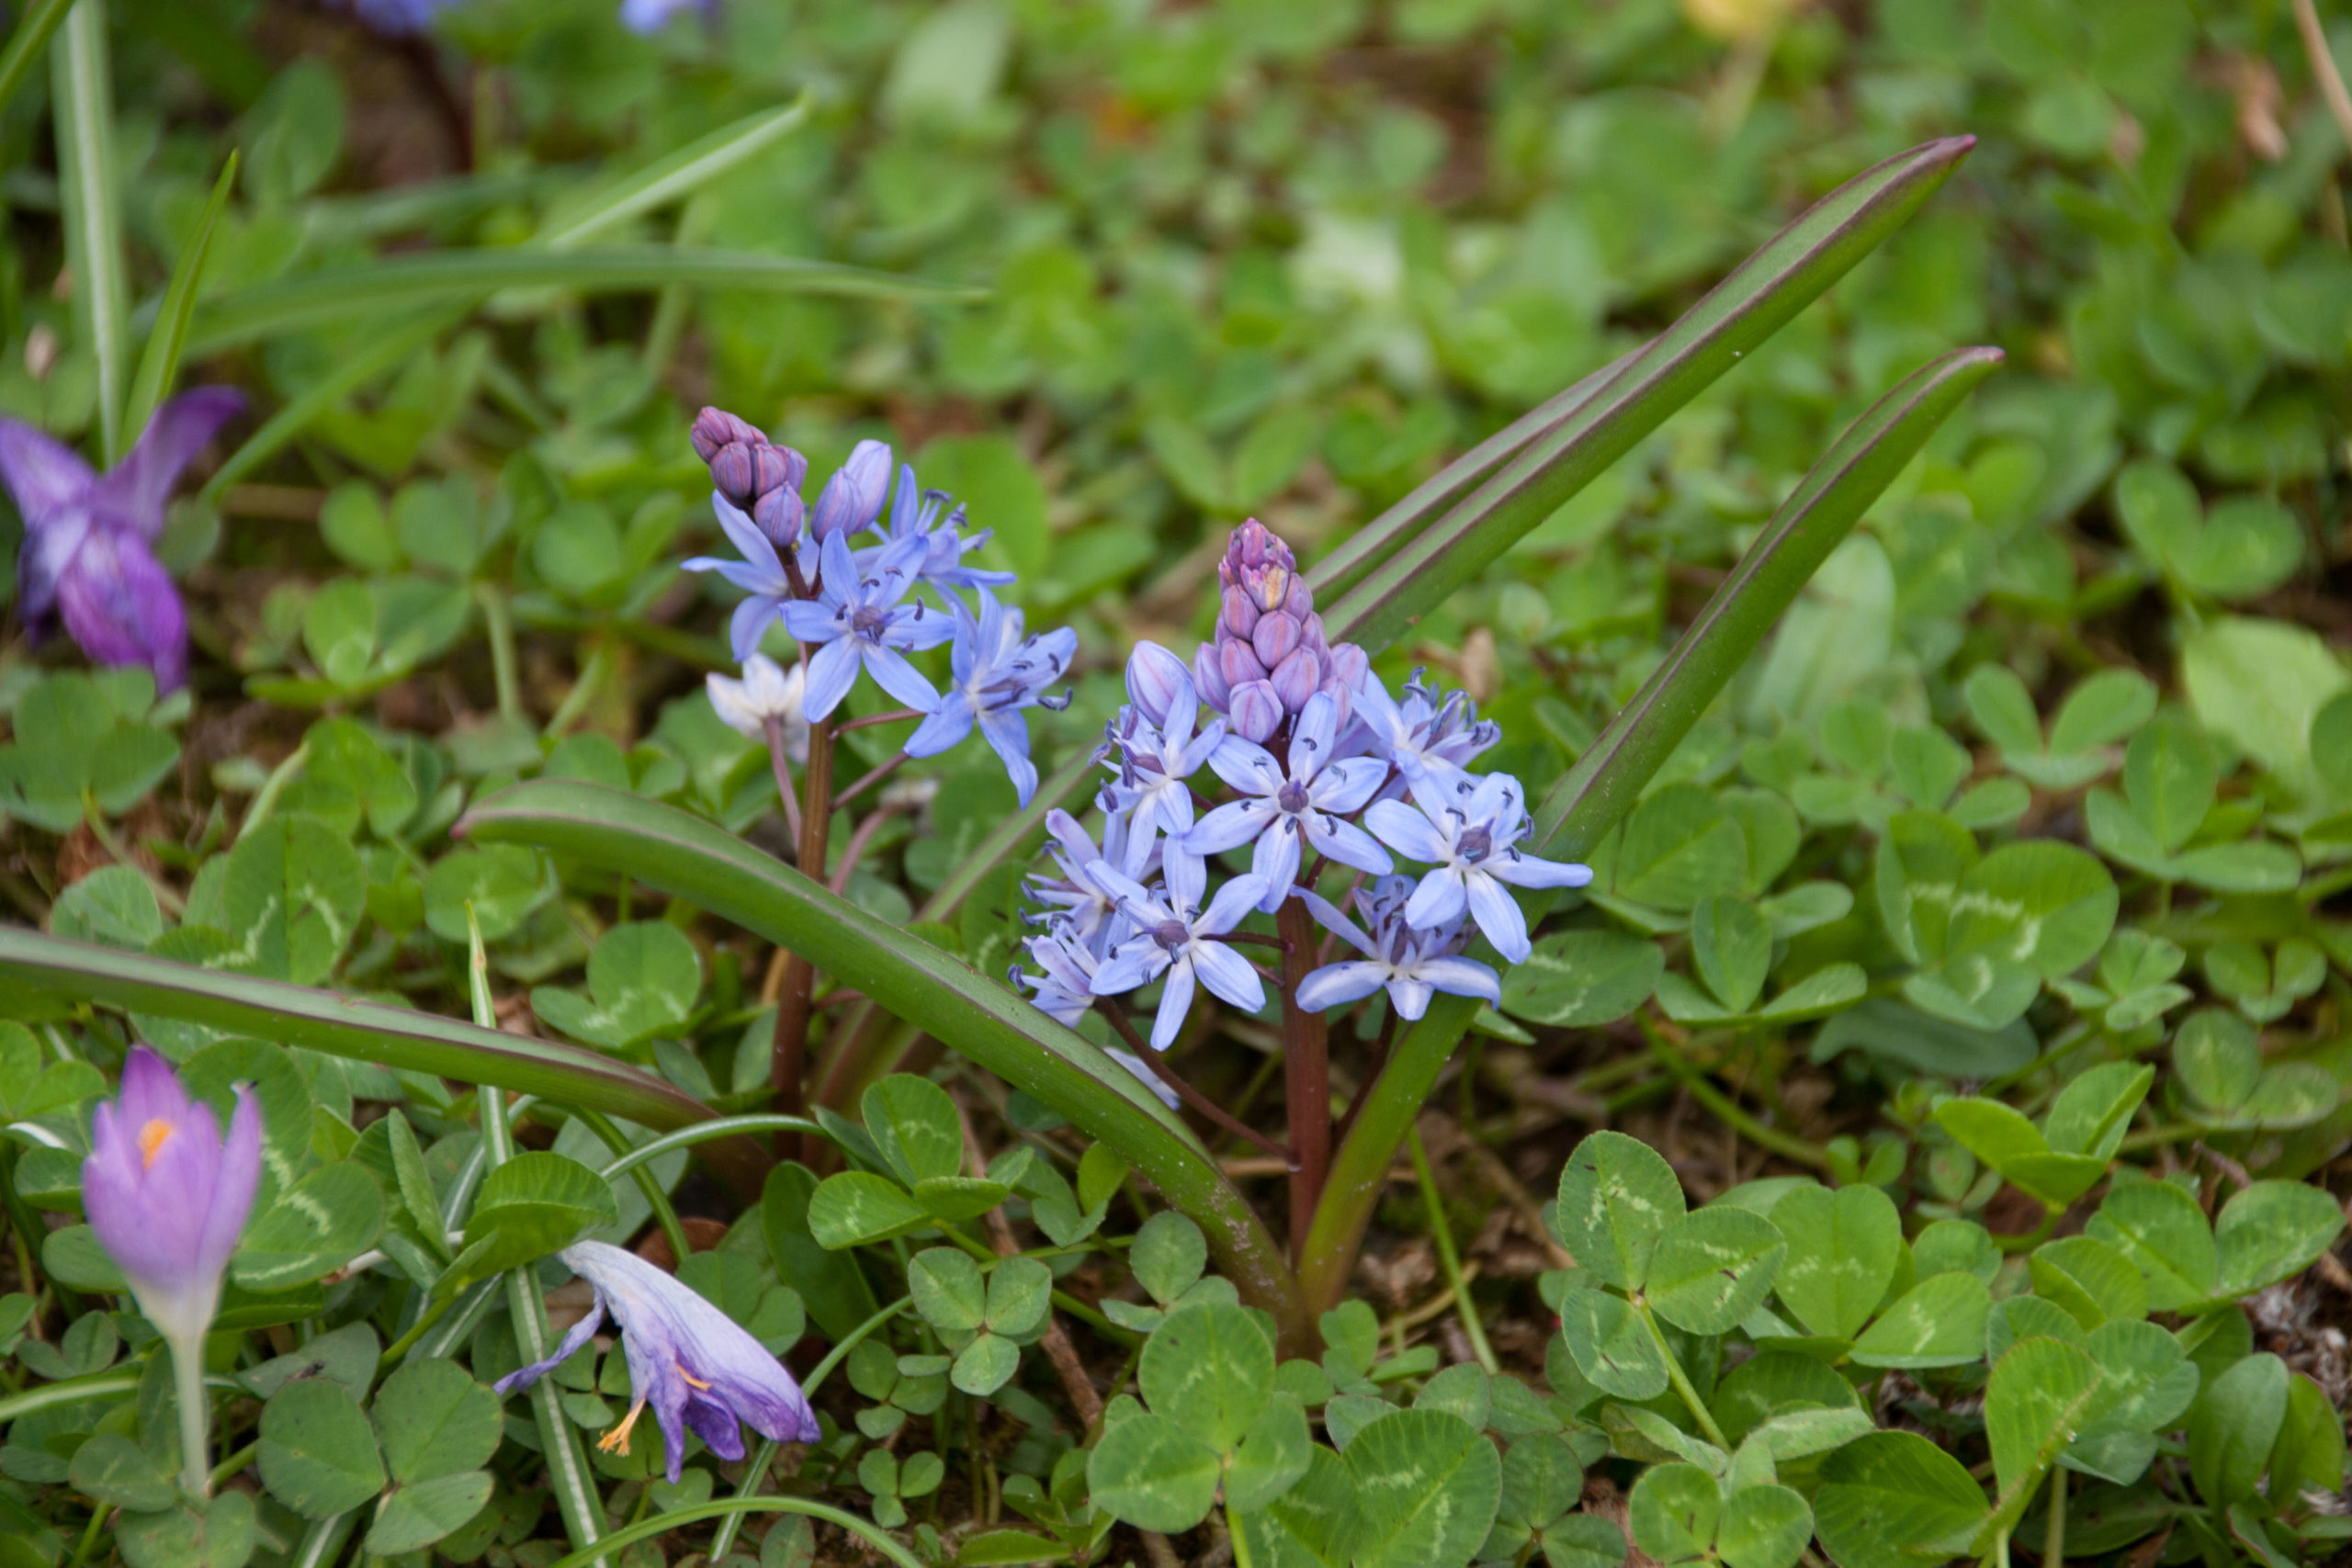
[1086,853,1270,1050]
[902,587,1075,805]
[1364,773,1593,963]
[1192,521,1366,744]
[683,495,808,662]
[860,466,1014,594]
[1295,876,1500,1021]
[1027,809,1147,953]
[1097,664,1226,876]
[707,654,809,761]
[81,1045,262,1344]
[495,1240,820,1483]
[1014,921,1101,1027]
[780,532,953,720]
[1349,668,1500,795]
[1,389,242,692]
[1182,692,1393,912]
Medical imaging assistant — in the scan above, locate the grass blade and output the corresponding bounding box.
[537,97,809,251]
[456,779,1306,1343]
[122,150,236,442]
[1296,345,2006,1315]
[1320,136,1977,650]
[51,0,130,461]
[185,245,980,355]
[0,925,772,1197]
[0,0,71,119]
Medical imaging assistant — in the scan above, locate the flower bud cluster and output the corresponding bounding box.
[1193,521,1368,744]
[692,407,808,550]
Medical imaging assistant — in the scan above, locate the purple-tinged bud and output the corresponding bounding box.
[1125,641,1193,727]
[1219,640,1269,689]
[1251,612,1303,668]
[748,443,792,501]
[1221,585,1260,639]
[809,439,893,540]
[774,445,808,495]
[1327,642,1368,695]
[1281,577,1314,617]
[752,487,806,549]
[711,443,759,508]
[692,406,762,463]
[1193,643,1232,711]
[1230,681,1283,744]
[1269,647,1321,711]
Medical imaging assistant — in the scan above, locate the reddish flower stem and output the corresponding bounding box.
[772,716,835,1130]
[1276,894,1329,1258]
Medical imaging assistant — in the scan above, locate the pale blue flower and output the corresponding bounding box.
[1086,853,1269,1050]
[494,1240,820,1483]
[683,494,808,662]
[902,587,1075,805]
[1098,659,1225,877]
[1027,809,1148,954]
[780,531,952,720]
[1363,772,1592,964]
[1348,668,1500,797]
[1183,691,1393,912]
[808,439,893,541]
[859,465,1014,594]
[1294,876,1499,1021]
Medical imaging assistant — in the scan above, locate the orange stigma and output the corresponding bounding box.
[137,1119,173,1168]
[598,1399,646,1455]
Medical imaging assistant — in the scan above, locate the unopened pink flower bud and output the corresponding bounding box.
[1220,641,1269,689]
[1269,647,1321,711]
[1193,643,1232,710]
[692,406,762,463]
[1221,585,1260,639]
[1251,612,1303,668]
[1229,681,1283,743]
[1125,641,1193,726]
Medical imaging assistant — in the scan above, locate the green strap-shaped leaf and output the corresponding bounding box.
[455,779,1305,1345]
[1297,344,2004,1314]
[0,926,769,1200]
[0,0,71,126]
[1319,137,1977,651]
[123,152,239,443]
[51,0,130,461]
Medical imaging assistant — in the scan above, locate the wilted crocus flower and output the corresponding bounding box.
[707,654,809,761]
[903,588,1076,805]
[1295,876,1500,1021]
[495,1240,820,1483]
[1184,691,1393,911]
[782,532,953,720]
[1192,521,1366,745]
[1087,853,1270,1050]
[1365,772,1593,963]
[0,389,241,693]
[82,1044,261,1495]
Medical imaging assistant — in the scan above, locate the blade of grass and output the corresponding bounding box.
[1295,346,2006,1314]
[0,926,773,1198]
[456,779,1307,1347]
[185,245,980,355]
[0,0,71,119]
[121,151,237,442]
[537,97,808,251]
[1320,136,1977,651]
[51,0,130,461]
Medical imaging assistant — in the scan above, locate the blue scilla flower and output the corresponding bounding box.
[1294,876,1500,1021]
[1363,772,1593,964]
[902,587,1075,806]
[682,492,808,663]
[781,531,953,720]
[1085,854,1270,1051]
[495,1241,820,1483]
[1182,690,1394,913]
[859,465,1015,595]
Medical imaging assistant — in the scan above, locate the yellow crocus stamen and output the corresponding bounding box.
[137,1119,174,1168]
[677,1364,711,1391]
[598,1399,647,1455]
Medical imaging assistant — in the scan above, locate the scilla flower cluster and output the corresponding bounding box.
[683,409,1074,807]
[1017,521,1592,1053]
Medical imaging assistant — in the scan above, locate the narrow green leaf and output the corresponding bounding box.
[457,780,1304,1344]
[1320,137,1977,649]
[536,98,809,251]
[1300,344,2003,1314]
[0,0,72,120]
[51,0,130,460]
[122,151,239,445]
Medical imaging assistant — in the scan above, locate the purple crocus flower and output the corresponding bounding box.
[82,1043,262,1497]
[902,586,1075,806]
[1183,691,1393,911]
[1295,876,1500,1021]
[780,531,952,720]
[1085,853,1270,1050]
[495,1240,820,1483]
[1,389,241,693]
[1364,772,1594,963]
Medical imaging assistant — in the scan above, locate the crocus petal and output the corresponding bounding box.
[194,1087,263,1281]
[1463,873,1531,964]
[57,529,187,690]
[0,416,93,522]
[1363,800,1450,864]
[1188,942,1265,1015]
[493,1296,608,1395]
[115,1044,189,1129]
[801,637,861,721]
[1295,961,1386,1013]
[90,389,243,539]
